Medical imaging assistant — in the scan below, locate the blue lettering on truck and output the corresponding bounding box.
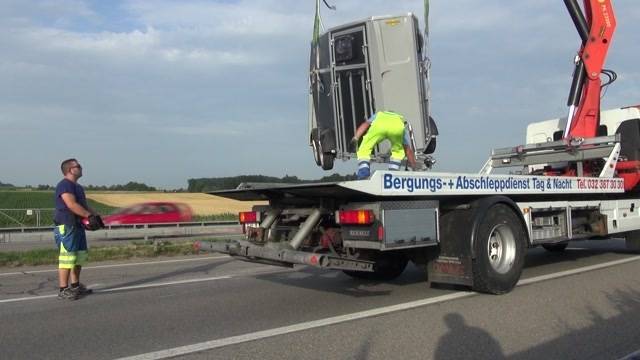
[383,174,539,193]
[455,176,531,192]
[383,174,443,193]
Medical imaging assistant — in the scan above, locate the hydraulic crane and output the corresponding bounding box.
[485,0,640,191]
[563,0,616,140]
[561,0,640,191]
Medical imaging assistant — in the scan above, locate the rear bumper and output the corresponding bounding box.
[196,240,375,272]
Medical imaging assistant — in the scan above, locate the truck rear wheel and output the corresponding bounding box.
[343,251,408,281]
[472,204,526,294]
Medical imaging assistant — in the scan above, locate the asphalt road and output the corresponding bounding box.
[2,239,640,359]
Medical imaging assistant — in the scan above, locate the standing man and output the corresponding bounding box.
[54,158,103,300]
[351,110,418,179]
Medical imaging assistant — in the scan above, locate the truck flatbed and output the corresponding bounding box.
[211,170,625,201]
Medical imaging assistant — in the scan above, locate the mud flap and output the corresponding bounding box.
[427,206,475,286]
[428,255,473,286]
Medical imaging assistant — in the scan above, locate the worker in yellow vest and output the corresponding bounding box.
[351,111,417,179]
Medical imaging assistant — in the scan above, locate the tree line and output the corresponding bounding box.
[187,173,357,192]
[84,182,157,191]
[1,181,157,192]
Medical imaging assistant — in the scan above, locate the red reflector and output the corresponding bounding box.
[338,210,374,225]
[239,211,259,224]
[377,225,384,241]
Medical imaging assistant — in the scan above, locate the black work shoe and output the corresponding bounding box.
[57,287,79,300]
[73,283,93,296]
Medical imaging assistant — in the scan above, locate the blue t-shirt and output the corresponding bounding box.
[54,179,88,226]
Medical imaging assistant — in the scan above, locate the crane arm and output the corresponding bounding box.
[563,0,616,139]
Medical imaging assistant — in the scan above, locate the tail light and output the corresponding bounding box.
[239,211,260,224]
[336,209,375,225]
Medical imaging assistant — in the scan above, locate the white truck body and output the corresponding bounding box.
[207,166,640,294]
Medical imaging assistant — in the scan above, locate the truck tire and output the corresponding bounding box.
[542,243,568,252]
[472,203,526,294]
[343,251,408,281]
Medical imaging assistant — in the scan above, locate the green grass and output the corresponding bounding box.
[0,240,201,267]
[0,191,116,228]
[0,248,59,266]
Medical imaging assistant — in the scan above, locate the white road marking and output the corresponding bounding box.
[516,255,640,286]
[0,275,231,304]
[116,292,475,360]
[95,275,232,293]
[0,255,229,276]
[116,255,640,360]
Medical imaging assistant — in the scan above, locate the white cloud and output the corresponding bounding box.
[7,25,271,70]
[1,0,639,187]
[125,0,311,36]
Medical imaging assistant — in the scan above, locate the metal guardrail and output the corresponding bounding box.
[0,208,54,227]
[0,221,242,243]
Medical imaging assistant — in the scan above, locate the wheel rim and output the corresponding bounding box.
[486,224,517,274]
[311,139,321,166]
[317,139,326,167]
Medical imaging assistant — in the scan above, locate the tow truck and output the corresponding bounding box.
[199,1,640,294]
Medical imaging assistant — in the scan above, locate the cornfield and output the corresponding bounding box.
[0,191,115,228]
[0,190,260,228]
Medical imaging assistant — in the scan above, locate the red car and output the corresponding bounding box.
[103,202,193,225]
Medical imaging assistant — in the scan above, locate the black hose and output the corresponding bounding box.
[322,0,336,10]
[563,0,589,42]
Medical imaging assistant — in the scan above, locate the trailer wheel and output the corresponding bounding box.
[343,251,408,281]
[472,204,526,294]
[311,138,322,166]
[311,129,335,170]
[542,243,568,252]
[319,141,335,170]
[310,129,322,166]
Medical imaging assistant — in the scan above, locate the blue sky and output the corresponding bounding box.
[1,0,639,189]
